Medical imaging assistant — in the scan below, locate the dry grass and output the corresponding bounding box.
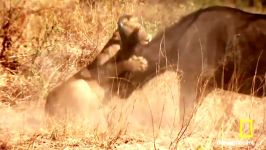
[0,0,266,149]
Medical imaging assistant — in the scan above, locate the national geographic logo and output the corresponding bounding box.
[216,118,254,147]
[239,119,253,139]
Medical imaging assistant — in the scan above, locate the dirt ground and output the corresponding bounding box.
[0,71,265,149]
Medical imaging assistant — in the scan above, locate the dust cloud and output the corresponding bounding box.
[0,71,182,142]
[1,70,266,148]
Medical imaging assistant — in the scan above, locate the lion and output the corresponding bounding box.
[45,15,151,120]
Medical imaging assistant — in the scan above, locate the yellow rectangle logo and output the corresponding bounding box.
[239,119,253,139]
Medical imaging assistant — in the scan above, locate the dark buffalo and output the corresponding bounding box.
[114,6,266,112]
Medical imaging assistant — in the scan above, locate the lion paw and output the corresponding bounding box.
[127,55,148,72]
